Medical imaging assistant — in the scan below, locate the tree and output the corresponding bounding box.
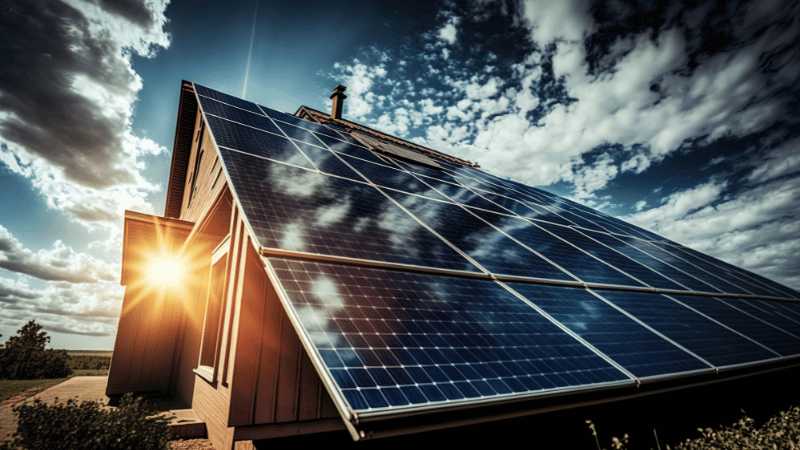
[0,320,71,380]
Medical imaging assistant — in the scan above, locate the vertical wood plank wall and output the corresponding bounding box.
[107,215,192,395]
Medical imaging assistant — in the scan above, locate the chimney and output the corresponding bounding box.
[330,85,347,119]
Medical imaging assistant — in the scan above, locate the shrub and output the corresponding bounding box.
[0,321,71,380]
[669,406,800,450]
[0,393,173,450]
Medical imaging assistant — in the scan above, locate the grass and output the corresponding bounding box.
[1,352,111,406]
[0,378,70,406]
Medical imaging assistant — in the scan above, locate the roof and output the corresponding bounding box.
[185,81,800,440]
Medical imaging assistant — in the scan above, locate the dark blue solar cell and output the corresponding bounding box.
[194,83,264,114]
[671,295,798,357]
[271,120,332,147]
[595,291,778,368]
[507,283,709,378]
[578,230,717,293]
[261,107,344,136]
[386,191,576,282]
[337,155,452,201]
[198,96,284,135]
[621,239,724,294]
[649,243,754,296]
[425,183,514,215]
[219,148,480,271]
[720,299,800,347]
[314,133,391,165]
[268,258,631,412]
[468,209,646,287]
[670,245,798,299]
[536,223,684,290]
[508,283,709,378]
[289,141,362,180]
[206,116,315,168]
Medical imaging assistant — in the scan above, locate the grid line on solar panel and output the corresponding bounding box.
[505,283,712,378]
[575,229,720,293]
[669,295,800,358]
[194,84,264,114]
[766,301,800,323]
[595,290,780,369]
[266,258,632,413]
[663,295,785,358]
[196,95,284,134]
[533,223,687,291]
[203,115,318,170]
[647,242,755,296]
[218,147,483,272]
[665,244,799,299]
[620,239,727,294]
[466,210,648,288]
[385,190,578,283]
[720,299,800,341]
[335,154,453,202]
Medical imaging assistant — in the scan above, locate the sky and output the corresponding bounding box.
[0,0,798,350]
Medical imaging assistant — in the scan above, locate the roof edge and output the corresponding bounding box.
[164,80,199,218]
[294,105,478,168]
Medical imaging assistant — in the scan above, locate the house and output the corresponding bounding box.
[108,81,800,449]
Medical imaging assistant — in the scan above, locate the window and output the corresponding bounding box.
[197,238,229,380]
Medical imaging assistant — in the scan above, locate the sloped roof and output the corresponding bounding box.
[189,82,800,440]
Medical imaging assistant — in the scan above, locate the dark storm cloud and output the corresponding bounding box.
[0,0,162,188]
[95,0,154,28]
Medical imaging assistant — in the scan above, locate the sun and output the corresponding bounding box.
[144,253,189,290]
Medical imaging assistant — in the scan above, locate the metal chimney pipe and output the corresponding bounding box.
[330,85,347,119]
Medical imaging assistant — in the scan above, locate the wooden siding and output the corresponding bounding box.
[224,227,340,430]
[180,108,226,223]
[108,212,193,395]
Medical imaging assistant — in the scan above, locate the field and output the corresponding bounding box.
[0,351,112,405]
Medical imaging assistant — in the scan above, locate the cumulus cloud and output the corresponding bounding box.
[0,0,170,226]
[0,225,117,283]
[326,0,799,290]
[0,275,123,338]
[437,14,461,45]
[330,61,388,120]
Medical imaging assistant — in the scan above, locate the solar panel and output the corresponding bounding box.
[190,82,800,435]
[466,210,648,287]
[217,147,481,272]
[671,295,800,357]
[576,230,718,293]
[267,258,632,414]
[595,290,779,368]
[384,191,576,282]
[506,283,711,379]
[534,222,685,290]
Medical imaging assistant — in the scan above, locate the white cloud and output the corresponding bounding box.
[437,15,460,45]
[521,0,594,43]
[0,0,171,227]
[331,61,388,120]
[0,225,117,283]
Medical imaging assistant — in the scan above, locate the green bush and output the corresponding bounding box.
[0,393,173,450]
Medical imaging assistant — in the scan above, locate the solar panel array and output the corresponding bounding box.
[192,83,800,421]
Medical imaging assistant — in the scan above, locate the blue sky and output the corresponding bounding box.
[1,0,798,349]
